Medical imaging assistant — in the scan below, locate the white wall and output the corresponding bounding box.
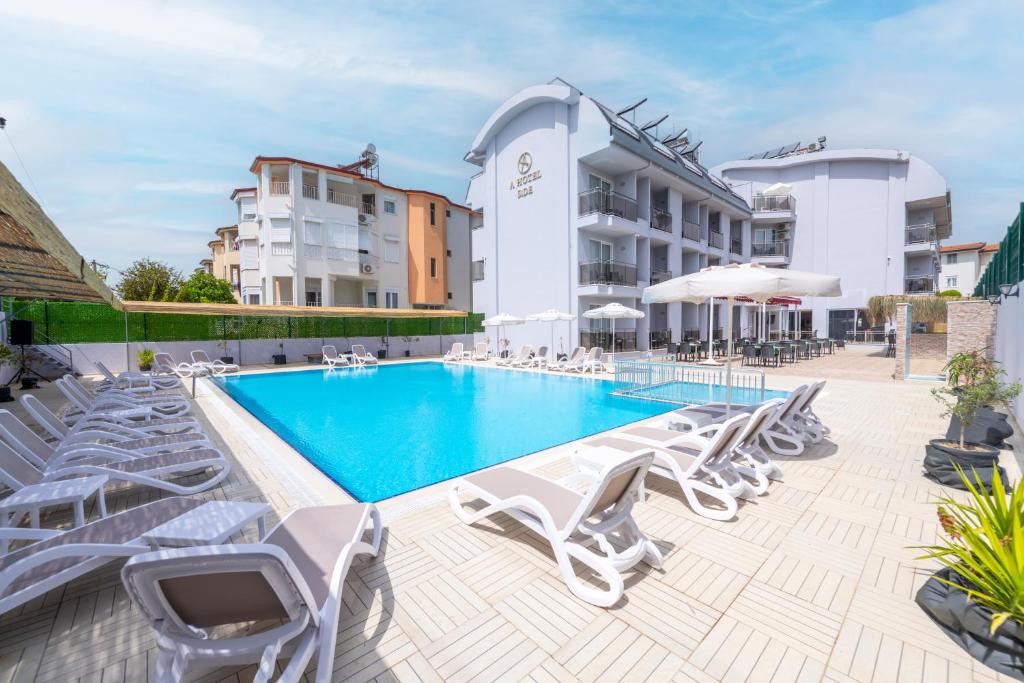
[994,293,1024,425]
[446,208,472,311]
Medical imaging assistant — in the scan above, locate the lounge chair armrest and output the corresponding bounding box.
[555,471,600,491]
[47,446,136,468]
[0,541,149,588]
[0,527,62,544]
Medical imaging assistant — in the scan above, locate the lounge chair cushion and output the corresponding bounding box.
[102,449,222,474]
[159,571,291,628]
[584,435,699,471]
[464,467,582,530]
[105,432,205,452]
[0,497,203,599]
[263,504,371,610]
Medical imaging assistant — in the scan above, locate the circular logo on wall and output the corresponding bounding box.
[517,152,533,175]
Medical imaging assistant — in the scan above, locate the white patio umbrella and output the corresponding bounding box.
[642,263,841,406]
[481,313,525,356]
[526,309,576,355]
[582,302,644,353]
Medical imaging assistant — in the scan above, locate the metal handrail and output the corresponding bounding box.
[650,207,672,232]
[906,223,936,244]
[683,220,701,241]
[752,241,789,257]
[578,188,638,222]
[269,181,290,196]
[32,330,74,373]
[578,260,638,287]
[613,360,766,405]
[708,231,724,249]
[751,194,794,212]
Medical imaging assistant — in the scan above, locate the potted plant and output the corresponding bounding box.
[378,335,388,360]
[137,348,155,372]
[0,345,14,402]
[400,335,419,358]
[218,339,234,364]
[915,467,1024,678]
[925,351,1021,490]
[272,342,286,365]
[17,350,37,390]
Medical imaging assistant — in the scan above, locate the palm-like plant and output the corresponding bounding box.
[916,466,1024,633]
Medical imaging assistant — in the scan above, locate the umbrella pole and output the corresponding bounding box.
[726,297,734,409]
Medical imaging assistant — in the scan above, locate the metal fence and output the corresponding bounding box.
[613,360,766,405]
[10,300,484,344]
[975,202,1024,297]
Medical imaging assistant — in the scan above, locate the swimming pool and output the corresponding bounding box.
[215,362,672,502]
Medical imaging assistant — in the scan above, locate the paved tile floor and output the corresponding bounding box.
[0,354,1019,682]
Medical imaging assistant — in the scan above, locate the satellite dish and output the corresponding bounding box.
[366,143,376,155]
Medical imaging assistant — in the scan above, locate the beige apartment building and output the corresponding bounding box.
[199,152,474,310]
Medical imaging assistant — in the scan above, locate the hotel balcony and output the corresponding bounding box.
[302,184,319,200]
[708,230,724,250]
[650,207,672,234]
[905,222,937,246]
[751,194,795,222]
[270,181,290,196]
[577,259,640,297]
[751,240,791,264]
[683,220,702,242]
[905,275,935,294]
[650,269,673,285]
[576,188,638,236]
[730,238,743,255]
[579,329,637,353]
[361,202,377,217]
[326,189,359,208]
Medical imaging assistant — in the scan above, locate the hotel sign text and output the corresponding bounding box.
[510,152,541,199]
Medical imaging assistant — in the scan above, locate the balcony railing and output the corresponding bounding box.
[326,189,358,207]
[304,244,322,259]
[578,188,638,222]
[578,260,638,287]
[302,184,319,200]
[709,231,724,249]
[751,194,794,212]
[327,247,357,261]
[683,220,701,242]
[731,238,743,255]
[649,329,671,349]
[270,181,290,196]
[650,207,672,233]
[270,242,293,256]
[361,202,377,216]
[752,240,790,258]
[580,330,637,352]
[240,212,257,221]
[906,223,937,245]
[905,275,935,294]
[650,269,673,285]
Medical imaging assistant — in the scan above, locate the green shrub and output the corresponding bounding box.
[916,466,1024,633]
[938,289,963,297]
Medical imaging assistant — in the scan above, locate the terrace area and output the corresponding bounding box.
[0,346,1019,682]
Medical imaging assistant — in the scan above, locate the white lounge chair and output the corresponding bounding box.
[58,376,193,418]
[190,350,239,375]
[122,503,382,682]
[551,346,585,371]
[471,342,489,361]
[577,414,752,521]
[21,394,201,441]
[569,347,602,374]
[0,435,231,496]
[443,342,465,362]
[154,352,202,378]
[350,344,378,365]
[529,345,550,368]
[451,452,662,606]
[496,345,530,367]
[0,497,234,615]
[663,400,785,483]
[789,380,828,443]
[321,345,350,369]
[94,361,180,392]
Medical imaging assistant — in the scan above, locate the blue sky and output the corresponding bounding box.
[1,0,1021,276]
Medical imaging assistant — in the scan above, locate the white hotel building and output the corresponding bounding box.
[713,147,952,339]
[465,79,754,354]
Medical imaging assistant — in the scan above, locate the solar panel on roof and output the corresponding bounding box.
[779,142,800,156]
[609,117,640,140]
[650,139,677,161]
[767,147,785,159]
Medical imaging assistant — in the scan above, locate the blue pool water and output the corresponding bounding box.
[215,362,674,502]
[626,382,790,405]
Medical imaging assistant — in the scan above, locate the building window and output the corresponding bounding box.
[445,208,451,218]
[385,291,399,309]
[246,294,260,305]
[446,249,452,257]
[447,292,452,300]
[430,203,436,226]
[946,253,958,264]
[384,237,400,263]
[471,259,485,281]
[430,257,437,278]
[946,276,958,288]
[303,221,322,245]
[383,199,396,215]
[365,290,378,308]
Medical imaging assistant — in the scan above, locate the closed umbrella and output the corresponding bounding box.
[482,313,525,357]
[526,309,576,356]
[582,302,644,353]
[642,263,841,406]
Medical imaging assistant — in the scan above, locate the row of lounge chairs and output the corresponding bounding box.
[322,344,380,368]
[0,367,381,681]
[450,380,828,606]
[445,342,607,373]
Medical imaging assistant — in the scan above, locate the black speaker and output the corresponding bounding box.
[10,320,33,346]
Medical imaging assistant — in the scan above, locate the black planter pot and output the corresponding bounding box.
[19,377,37,390]
[917,567,1024,680]
[220,356,234,364]
[272,354,286,365]
[924,439,1003,490]
[947,412,1014,448]
[139,363,152,372]
[404,350,411,358]
[0,386,12,402]
[377,350,387,359]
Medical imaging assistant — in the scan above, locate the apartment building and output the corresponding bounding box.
[713,146,953,339]
[937,242,998,294]
[206,225,242,301]
[465,78,753,354]
[203,153,473,310]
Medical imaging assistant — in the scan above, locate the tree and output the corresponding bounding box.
[175,271,237,304]
[116,259,182,301]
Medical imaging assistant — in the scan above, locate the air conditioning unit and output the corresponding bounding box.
[806,142,821,152]
[361,263,374,274]
[358,213,369,224]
